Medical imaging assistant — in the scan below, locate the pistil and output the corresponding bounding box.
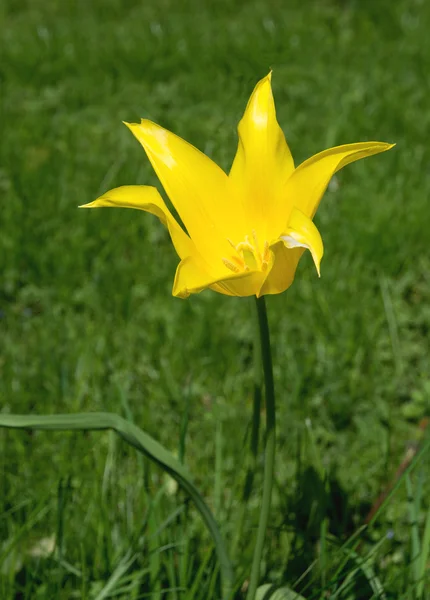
[222,230,269,274]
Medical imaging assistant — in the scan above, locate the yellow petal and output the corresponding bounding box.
[216,265,275,297]
[80,185,193,259]
[124,120,240,259]
[229,72,295,241]
[173,250,274,298]
[259,241,304,296]
[283,141,395,221]
[259,208,323,296]
[281,207,323,276]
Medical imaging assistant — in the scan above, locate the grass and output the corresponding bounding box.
[1,0,430,597]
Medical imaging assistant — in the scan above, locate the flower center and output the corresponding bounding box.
[222,230,270,274]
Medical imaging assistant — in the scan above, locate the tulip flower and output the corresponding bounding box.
[81,73,393,298]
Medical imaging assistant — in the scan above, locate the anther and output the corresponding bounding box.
[252,230,260,254]
[222,258,240,273]
[223,233,270,274]
[263,240,270,264]
[231,255,245,269]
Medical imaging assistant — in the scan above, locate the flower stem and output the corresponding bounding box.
[244,299,263,501]
[231,300,263,561]
[246,296,276,600]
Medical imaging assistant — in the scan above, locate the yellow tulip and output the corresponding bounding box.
[81,73,393,298]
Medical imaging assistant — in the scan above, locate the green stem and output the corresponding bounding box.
[231,300,263,561]
[244,299,263,502]
[246,296,276,600]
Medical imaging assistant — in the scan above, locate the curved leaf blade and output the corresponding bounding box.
[0,412,234,598]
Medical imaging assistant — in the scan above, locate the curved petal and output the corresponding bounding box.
[214,276,264,297]
[125,120,240,259]
[259,241,304,296]
[80,185,194,260]
[260,208,323,296]
[282,141,395,222]
[173,251,275,299]
[281,207,323,276]
[229,72,295,241]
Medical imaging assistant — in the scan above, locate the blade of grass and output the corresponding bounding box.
[330,538,387,600]
[368,431,430,526]
[405,473,421,591]
[179,382,191,465]
[417,503,430,599]
[148,511,162,600]
[93,551,138,600]
[319,517,328,588]
[214,420,223,519]
[188,548,215,600]
[0,501,50,565]
[325,433,429,598]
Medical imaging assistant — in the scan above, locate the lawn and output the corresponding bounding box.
[1,0,430,598]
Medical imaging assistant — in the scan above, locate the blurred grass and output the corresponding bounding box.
[1,0,430,597]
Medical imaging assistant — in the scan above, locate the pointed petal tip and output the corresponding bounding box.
[123,120,138,132]
[308,246,322,278]
[372,141,395,152]
[125,118,167,139]
[172,286,190,299]
[123,119,161,132]
[78,200,97,208]
[281,207,324,279]
[251,71,274,97]
[312,248,323,278]
[140,118,159,129]
[124,120,155,136]
[78,194,116,209]
[260,71,273,88]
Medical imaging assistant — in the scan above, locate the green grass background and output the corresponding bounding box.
[1,0,430,597]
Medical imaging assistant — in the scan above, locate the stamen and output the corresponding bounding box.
[222,257,240,273]
[236,241,254,254]
[231,255,245,268]
[252,230,260,255]
[222,233,270,274]
[262,240,270,264]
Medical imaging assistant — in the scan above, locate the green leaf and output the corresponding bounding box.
[0,412,234,599]
[256,584,306,600]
